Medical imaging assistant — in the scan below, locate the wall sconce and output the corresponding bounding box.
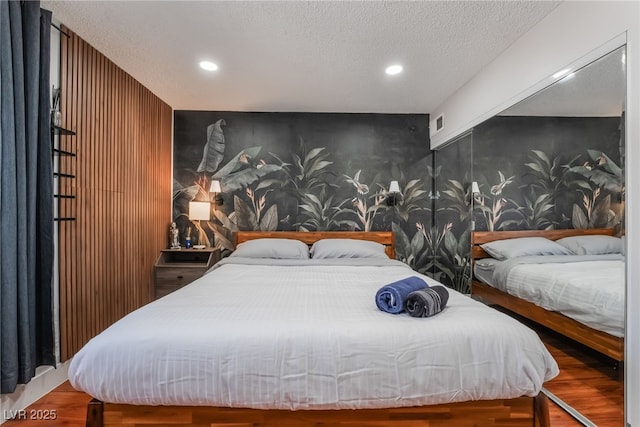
[386,180,402,206]
[471,181,480,196]
[470,181,480,230]
[188,201,211,247]
[209,179,223,206]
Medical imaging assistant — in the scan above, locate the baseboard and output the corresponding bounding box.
[1,361,70,425]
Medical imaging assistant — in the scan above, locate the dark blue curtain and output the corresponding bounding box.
[1,0,55,394]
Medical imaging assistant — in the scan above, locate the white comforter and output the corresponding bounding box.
[69,258,558,409]
[488,255,624,337]
[475,254,625,337]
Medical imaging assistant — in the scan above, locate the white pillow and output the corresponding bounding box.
[556,235,622,255]
[481,237,573,261]
[230,238,309,259]
[310,239,388,259]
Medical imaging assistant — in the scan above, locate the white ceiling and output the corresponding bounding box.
[42,0,561,113]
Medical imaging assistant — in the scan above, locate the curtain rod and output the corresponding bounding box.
[51,22,70,38]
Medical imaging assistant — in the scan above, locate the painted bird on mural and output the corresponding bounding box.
[490,171,514,195]
[344,170,370,195]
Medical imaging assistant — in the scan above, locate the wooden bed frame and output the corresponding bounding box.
[85,231,550,427]
[86,395,549,427]
[471,228,624,362]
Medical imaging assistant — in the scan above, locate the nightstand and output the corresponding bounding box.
[154,248,220,299]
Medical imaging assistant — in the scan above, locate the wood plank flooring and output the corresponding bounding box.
[530,320,624,426]
[2,324,623,427]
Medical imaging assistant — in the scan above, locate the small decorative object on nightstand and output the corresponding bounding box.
[169,222,180,249]
[154,248,220,299]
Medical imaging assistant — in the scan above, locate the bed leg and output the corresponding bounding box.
[86,399,104,427]
[534,393,550,427]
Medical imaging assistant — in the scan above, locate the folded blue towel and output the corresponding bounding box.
[405,285,450,318]
[375,276,428,314]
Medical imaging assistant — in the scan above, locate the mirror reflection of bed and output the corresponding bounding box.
[472,228,623,361]
[464,46,626,426]
[471,228,624,424]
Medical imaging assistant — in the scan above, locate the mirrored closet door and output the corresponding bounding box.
[432,45,626,425]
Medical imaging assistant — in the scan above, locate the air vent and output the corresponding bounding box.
[435,114,444,132]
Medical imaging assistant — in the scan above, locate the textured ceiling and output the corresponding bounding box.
[42,1,561,113]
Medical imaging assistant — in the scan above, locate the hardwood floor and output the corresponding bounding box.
[532,320,624,426]
[2,381,90,427]
[2,325,623,427]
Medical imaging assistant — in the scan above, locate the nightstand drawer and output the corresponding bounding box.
[154,268,205,299]
[155,267,205,286]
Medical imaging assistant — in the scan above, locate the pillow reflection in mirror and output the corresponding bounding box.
[556,235,622,255]
[481,237,573,260]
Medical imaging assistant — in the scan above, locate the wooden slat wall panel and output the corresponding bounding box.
[59,28,172,360]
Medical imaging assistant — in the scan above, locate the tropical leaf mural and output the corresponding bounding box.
[439,179,470,223]
[197,119,226,173]
[523,149,576,194]
[343,170,385,232]
[392,222,429,270]
[213,147,283,193]
[432,116,623,293]
[515,192,556,230]
[379,176,430,223]
[404,222,471,294]
[173,112,623,294]
[269,142,335,193]
[569,149,624,195]
[296,189,359,231]
[572,189,619,229]
[173,111,433,259]
[471,171,522,232]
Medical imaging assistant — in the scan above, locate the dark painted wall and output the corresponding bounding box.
[173,111,435,273]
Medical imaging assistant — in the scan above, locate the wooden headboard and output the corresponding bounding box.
[472,228,615,261]
[235,231,396,259]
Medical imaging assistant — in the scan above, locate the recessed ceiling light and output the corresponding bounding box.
[385,64,403,75]
[199,61,218,71]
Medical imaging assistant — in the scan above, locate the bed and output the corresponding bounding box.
[72,231,558,427]
[471,228,624,362]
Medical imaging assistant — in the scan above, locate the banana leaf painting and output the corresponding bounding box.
[197,119,225,174]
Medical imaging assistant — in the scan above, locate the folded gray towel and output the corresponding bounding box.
[405,285,449,318]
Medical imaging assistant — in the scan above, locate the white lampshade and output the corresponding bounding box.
[209,180,222,193]
[188,201,211,221]
[389,180,401,194]
[471,181,480,195]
